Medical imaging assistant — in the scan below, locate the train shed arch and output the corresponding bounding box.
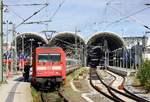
[87,32,125,67]
[49,31,86,66]
[16,32,47,57]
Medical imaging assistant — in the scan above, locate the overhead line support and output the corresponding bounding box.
[0,0,3,82]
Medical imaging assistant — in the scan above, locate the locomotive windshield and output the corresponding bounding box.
[50,54,61,62]
[38,53,61,62]
[38,54,49,62]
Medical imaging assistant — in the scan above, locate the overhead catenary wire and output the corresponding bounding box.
[4,3,48,7]
[104,6,150,30]
[5,6,25,21]
[15,4,49,29]
[23,20,51,24]
[37,0,67,39]
[77,0,117,32]
[50,36,84,51]
[109,5,150,30]
[53,37,76,48]
[16,0,66,27]
[49,0,66,20]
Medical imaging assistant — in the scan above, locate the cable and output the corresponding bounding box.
[104,6,150,30]
[4,3,48,7]
[110,6,150,30]
[77,0,113,32]
[38,0,67,38]
[23,20,51,24]
[15,4,48,29]
[53,37,75,47]
[5,6,25,21]
[14,0,66,28]
[49,0,66,20]
[51,37,83,50]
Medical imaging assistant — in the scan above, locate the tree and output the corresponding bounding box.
[137,60,150,91]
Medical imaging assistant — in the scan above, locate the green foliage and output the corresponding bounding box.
[31,87,41,102]
[137,60,150,90]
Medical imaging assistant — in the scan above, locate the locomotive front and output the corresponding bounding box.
[32,47,66,89]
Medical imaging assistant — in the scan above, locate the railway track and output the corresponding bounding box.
[58,90,69,102]
[39,67,85,102]
[106,69,150,102]
[40,90,69,102]
[102,70,136,102]
[90,67,150,102]
[90,68,123,102]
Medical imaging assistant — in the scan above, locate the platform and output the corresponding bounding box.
[0,73,33,102]
[97,66,136,76]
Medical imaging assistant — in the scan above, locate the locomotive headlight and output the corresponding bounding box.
[37,66,46,70]
[52,66,62,70]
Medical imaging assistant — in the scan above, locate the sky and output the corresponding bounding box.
[3,0,150,41]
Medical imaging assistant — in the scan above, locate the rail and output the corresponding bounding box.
[89,68,123,102]
[109,67,150,102]
[40,90,69,102]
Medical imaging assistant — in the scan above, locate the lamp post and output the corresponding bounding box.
[29,39,34,65]
[116,51,118,67]
[74,27,81,60]
[129,49,132,69]
[114,51,116,66]
[0,0,3,82]
[75,27,77,59]
[5,20,9,78]
[12,24,17,73]
[126,51,128,69]
[74,27,81,77]
[120,57,122,67]
[122,48,125,68]
[21,35,25,70]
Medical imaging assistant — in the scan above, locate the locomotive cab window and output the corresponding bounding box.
[38,54,49,62]
[50,54,61,62]
[38,53,61,62]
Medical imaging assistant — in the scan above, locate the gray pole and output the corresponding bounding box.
[30,39,34,65]
[13,24,17,73]
[130,49,131,69]
[116,51,118,67]
[113,52,115,66]
[134,43,136,69]
[21,35,25,70]
[74,27,77,77]
[75,27,77,59]
[108,51,109,66]
[122,48,124,68]
[126,49,128,68]
[6,21,9,76]
[84,45,87,67]
[115,51,116,66]
[120,57,122,67]
[0,0,3,82]
[30,40,32,65]
[104,51,107,68]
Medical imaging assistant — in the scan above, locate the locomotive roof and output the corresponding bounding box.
[36,46,63,50]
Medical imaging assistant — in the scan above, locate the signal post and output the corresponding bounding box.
[0,0,3,82]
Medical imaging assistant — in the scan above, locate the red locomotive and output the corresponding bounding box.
[31,47,66,89]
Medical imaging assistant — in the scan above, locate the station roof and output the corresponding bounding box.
[48,32,86,58]
[49,32,85,50]
[87,32,124,51]
[16,32,47,55]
